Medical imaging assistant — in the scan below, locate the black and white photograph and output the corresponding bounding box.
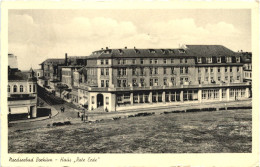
[2,2,259,167]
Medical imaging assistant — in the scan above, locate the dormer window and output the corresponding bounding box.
[179,49,185,53]
[150,59,153,64]
[105,59,109,65]
[169,50,174,53]
[197,57,202,63]
[154,59,158,64]
[118,49,123,54]
[236,57,240,62]
[161,49,166,54]
[226,57,232,63]
[206,57,212,63]
[217,57,221,63]
[149,49,156,53]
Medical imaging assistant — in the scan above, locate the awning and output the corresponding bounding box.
[10,107,28,114]
[79,98,88,105]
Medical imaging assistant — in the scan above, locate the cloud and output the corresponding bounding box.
[8,14,247,70]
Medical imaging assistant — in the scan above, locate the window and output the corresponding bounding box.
[222,89,226,98]
[237,67,240,72]
[225,76,228,80]
[117,59,121,65]
[163,59,167,64]
[33,85,36,92]
[140,68,144,75]
[117,80,121,87]
[225,67,228,72]
[122,59,126,64]
[210,67,213,73]
[180,67,184,74]
[230,67,232,72]
[205,77,209,81]
[101,80,104,87]
[150,59,153,64]
[236,57,240,62]
[171,77,175,85]
[185,59,187,63]
[92,96,95,104]
[117,69,121,76]
[154,78,158,86]
[218,76,221,81]
[198,77,201,84]
[217,57,221,63]
[180,78,184,84]
[122,68,126,75]
[20,85,23,92]
[180,58,184,63]
[106,97,109,105]
[171,59,174,64]
[205,68,208,73]
[164,67,167,74]
[150,68,153,75]
[197,57,202,63]
[101,60,104,65]
[154,59,158,64]
[101,68,104,75]
[140,78,145,87]
[132,79,137,87]
[29,85,32,92]
[105,59,109,65]
[154,68,158,74]
[106,69,109,75]
[230,76,233,82]
[226,57,232,63]
[8,85,10,92]
[132,59,136,64]
[185,67,188,74]
[207,57,212,63]
[132,68,136,75]
[171,67,174,74]
[218,67,221,73]
[122,80,127,87]
[140,59,144,64]
[106,80,109,87]
[237,76,240,81]
[163,78,167,86]
[150,79,153,86]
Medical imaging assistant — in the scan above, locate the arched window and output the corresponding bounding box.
[20,85,24,92]
[13,85,17,92]
[8,85,10,92]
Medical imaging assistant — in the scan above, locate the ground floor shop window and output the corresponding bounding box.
[183,90,198,101]
[202,89,219,100]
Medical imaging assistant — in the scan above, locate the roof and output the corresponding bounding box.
[39,58,65,65]
[86,45,240,59]
[8,71,36,82]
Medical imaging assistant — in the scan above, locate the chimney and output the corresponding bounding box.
[106,47,109,50]
[125,46,127,49]
[65,53,68,66]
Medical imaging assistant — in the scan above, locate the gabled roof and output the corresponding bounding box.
[86,45,239,59]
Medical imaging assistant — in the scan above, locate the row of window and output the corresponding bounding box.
[198,67,240,73]
[117,67,189,76]
[101,80,109,88]
[198,75,240,83]
[117,58,188,65]
[100,59,109,65]
[197,57,240,63]
[8,85,36,93]
[100,68,109,76]
[201,88,246,99]
[91,96,109,105]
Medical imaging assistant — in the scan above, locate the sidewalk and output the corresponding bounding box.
[9,105,59,124]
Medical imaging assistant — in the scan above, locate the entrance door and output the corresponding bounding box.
[97,94,104,107]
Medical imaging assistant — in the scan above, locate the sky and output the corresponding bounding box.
[8,9,251,70]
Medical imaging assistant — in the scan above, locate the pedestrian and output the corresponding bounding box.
[60,106,63,113]
[63,107,65,113]
[81,114,84,121]
[77,111,80,118]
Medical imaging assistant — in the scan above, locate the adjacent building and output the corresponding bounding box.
[8,55,38,119]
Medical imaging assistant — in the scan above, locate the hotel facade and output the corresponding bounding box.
[71,45,251,112]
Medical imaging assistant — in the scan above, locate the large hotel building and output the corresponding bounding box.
[39,45,252,112]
